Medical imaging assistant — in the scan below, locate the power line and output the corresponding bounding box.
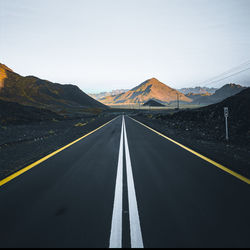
[204,67,250,87]
[199,60,250,87]
[202,60,250,85]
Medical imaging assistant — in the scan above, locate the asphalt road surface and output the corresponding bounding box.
[0,115,249,248]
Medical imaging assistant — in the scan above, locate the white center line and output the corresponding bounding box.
[109,116,144,248]
[109,116,124,248]
[123,117,144,249]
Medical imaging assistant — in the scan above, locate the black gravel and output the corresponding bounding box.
[0,113,116,180]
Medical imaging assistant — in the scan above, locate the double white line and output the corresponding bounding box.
[109,116,144,248]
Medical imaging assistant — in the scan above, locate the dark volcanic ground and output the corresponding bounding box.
[0,101,249,181]
[0,113,117,180]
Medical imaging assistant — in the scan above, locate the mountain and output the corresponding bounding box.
[0,63,106,111]
[178,87,217,95]
[89,89,128,100]
[99,78,192,105]
[143,99,166,107]
[192,83,247,105]
[0,64,13,89]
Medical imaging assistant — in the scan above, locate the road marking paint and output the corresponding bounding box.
[123,117,144,248]
[129,116,250,185]
[110,116,144,248]
[109,116,124,248]
[0,116,119,188]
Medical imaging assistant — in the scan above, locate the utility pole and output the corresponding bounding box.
[224,107,229,141]
[177,93,180,110]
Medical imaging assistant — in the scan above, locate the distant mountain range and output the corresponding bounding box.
[99,78,192,105]
[89,89,128,100]
[93,79,246,106]
[90,87,217,102]
[178,87,217,95]
[0,63,106,112]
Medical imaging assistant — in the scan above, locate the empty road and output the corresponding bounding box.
[0,115,249,248]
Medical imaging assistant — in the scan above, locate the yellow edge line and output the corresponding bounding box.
[129,116,250,185]
[0,116,119,188]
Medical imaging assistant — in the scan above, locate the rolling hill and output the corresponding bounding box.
[0,63,106,111]
[99,78,192,105]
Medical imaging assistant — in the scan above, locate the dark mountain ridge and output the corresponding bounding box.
[0,63,106,111]
[191,83,246,105]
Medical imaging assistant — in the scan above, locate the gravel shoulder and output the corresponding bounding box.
[0,113,116,180]
[132,113,250,179]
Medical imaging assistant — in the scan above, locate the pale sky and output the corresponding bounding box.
[1,0,250,93]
